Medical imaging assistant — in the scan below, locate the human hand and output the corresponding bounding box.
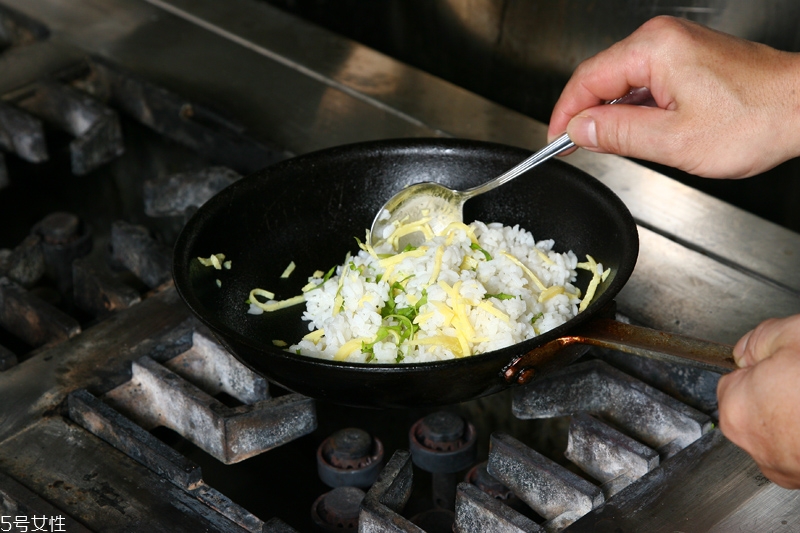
[716,314,800,488]
[547,16,800,178]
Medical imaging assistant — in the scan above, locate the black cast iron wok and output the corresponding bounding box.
[173,138,736,408]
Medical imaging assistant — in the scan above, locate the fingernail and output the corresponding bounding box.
[568,115,598,148]
[733,330,752,367]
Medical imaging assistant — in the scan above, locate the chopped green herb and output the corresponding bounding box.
[470,243,492,261]
[305,265,337,293]
[322,265,336,282]
[366,289,428,362]
[531,312,544,324]
[485,293,516,300]
[361,325,397,361]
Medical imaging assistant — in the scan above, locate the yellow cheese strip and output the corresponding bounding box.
[440,221,478,243]
[358,230,380,260]
[430,301,455,327]
[429,245,444,285]
[538,285,564,303]
[378,247,428,269]
[333,294,344,314]
[579,275,600,312]
[357,293,375,308]
[535,248,555,265]
[280,261,296,278]
[477,300,510,322]
[382,248,429,283]
[410,335,463,356]
[388,219,435,248]
[303,329,325,343]
[436,281,475,349]
[334,338,371,361]
[460,255,478,271]
[249,287,276,301]
[577,255,604,312]
[577,254,598,272]
[455,330,471,357]
[198,253,226,269]
[501,252,546,291]
[250,294,305,312]
[413,310,436,327]
[301,281,317,292]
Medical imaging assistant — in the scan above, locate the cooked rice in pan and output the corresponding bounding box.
[245,219,609,364]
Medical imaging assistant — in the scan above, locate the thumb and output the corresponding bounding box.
[732,316,800,368]
[566,105,672,160]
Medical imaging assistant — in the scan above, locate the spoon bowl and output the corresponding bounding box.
[369,133,574,248]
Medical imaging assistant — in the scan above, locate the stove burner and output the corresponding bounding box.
[410,411,478,512]
[317,428,384,488]
[317,428,383,487]
[410,411,477,469]
[34,211,93,294]
[465,462,512,501]
[311,486,365,531]
[34,211,80,245]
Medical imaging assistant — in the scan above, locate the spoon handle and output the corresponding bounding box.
[462,87,656,198]
[463,133,575,198]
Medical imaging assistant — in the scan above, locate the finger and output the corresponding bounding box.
[565,105,680,162]
[547,65,653,141]
[732,328,755,367]
[716,368,755,451]
[547,34,659,140]
[733,316,800,368]
[717,354,800,489]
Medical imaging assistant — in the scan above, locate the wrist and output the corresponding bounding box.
[769,50,800,164]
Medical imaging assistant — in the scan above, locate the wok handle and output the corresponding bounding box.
[503,318,737,385]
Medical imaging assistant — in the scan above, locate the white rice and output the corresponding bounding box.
[285,220,600,364]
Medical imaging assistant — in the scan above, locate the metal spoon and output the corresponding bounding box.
[369,87,655,249]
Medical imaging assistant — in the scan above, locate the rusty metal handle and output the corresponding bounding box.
[503,318,737,385]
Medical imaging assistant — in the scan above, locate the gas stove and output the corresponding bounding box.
[1,1,800,531]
